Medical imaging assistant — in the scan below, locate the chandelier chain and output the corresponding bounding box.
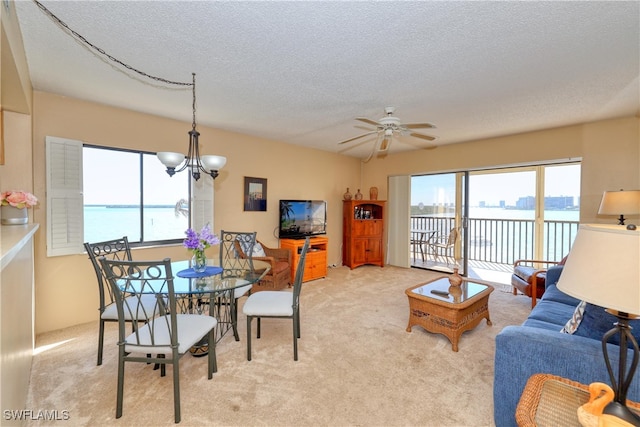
[33,0,193,87]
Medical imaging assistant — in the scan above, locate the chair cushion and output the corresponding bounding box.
[124,314,217,355]
[243,291,294,317]
[513,265,547,283]
[233,280,252,299]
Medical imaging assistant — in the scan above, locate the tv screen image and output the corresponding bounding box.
[279,200,327,239]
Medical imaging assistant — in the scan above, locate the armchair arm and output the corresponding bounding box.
[514,259,561,268]
[257,241,292,265]
[250,255,277,271]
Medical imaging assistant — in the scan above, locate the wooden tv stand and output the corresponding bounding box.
[280,236,328,282]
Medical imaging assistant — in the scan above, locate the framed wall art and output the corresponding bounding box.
[244,176,267,211]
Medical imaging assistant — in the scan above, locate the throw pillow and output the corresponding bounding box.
[573,303,640,349]
[561,300,587,334]
[252,242,266,257]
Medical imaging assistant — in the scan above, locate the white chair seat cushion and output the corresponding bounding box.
[233,280,252,299]
[124,314,217,355]
[243,291,294,317]
[101,294,159,321]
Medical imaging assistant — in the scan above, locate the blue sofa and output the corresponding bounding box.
[494,266,640,426]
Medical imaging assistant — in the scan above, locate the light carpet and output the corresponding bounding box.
[25,265,530,426]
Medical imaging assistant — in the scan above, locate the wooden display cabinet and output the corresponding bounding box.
[279,236,328,282]
[343,200,385,269]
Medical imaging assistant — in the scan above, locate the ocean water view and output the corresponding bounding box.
[84,206,188,243]
[412,206,580,263]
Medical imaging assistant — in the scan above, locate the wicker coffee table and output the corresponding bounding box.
[405,276,494,351]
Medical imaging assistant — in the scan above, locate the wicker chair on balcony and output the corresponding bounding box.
[511,259,563,309]
[235,239,292,292]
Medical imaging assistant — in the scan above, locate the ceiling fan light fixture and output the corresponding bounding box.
[338,107,436,156]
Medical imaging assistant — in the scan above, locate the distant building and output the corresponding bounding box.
[515,195,576,210]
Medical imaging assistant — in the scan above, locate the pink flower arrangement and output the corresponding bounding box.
[1,191,38,209]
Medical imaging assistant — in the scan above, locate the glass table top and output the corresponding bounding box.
[410,277,490,304]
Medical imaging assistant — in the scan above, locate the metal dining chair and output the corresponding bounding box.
[84,236,156,366]
[243,237,310,361]
[99,257,217,423]
[219,230,257,341]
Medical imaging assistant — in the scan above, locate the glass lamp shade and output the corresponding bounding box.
[157,152,186,168]
[201,155,226,171]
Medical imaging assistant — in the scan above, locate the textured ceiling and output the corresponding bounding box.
[13,0,640,160]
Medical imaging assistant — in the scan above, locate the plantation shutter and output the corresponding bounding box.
[191,175,214,233]
[45,136,84,257]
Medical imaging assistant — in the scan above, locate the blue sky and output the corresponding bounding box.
[411,164,581,207]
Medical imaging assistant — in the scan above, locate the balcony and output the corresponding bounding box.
[410,215,579,285]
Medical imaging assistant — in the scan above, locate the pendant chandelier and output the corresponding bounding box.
[157,73,226,181]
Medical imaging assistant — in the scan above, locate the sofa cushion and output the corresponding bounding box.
[573,303,640,349]
[527,297,577,328]
[540,284,582,306]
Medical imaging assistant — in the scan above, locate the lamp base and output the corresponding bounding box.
[604,401,640,426]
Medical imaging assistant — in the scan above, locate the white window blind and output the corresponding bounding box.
[45,136,84,257]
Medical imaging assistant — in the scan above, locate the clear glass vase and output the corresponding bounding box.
[191,251,207,273]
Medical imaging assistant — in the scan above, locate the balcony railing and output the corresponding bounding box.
[411,216,578,265]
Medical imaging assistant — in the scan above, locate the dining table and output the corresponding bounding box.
[169,259,271,349]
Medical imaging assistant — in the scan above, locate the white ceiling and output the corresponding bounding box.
[13,0,640,160]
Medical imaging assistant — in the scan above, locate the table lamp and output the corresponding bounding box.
[598,190,640,225]
[557,223,640,425]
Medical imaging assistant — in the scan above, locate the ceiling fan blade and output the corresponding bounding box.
[409,131,436,141]
[338,130,379,145]
[355,117,380,127]
[404,122,436,129]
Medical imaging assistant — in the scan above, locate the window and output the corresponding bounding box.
[46,136,214,256]
[83,145,189,244]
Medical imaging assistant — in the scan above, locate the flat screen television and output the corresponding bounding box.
[279,200,327,239]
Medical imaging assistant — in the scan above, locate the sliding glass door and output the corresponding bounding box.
[410,172,468,274]
[409,162,580,279]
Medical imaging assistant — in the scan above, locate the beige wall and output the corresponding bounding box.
[362,116,640,225]
[31,91,361,334]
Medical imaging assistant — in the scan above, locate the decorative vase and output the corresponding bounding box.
[369,186,378,200]
[448,284,462,303]
[1,205,28,225]
[191,251,207,273]
[448,267,463,287]
[343,188,352,201]
[354,189,363,200]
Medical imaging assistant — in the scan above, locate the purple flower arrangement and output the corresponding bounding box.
[184,224,220,272]
[183,224,220,252]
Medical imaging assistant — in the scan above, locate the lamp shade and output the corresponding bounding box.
[598,190,640,215]
[201,155,227,171]
[157,152,185,168]
[556,224,640,315]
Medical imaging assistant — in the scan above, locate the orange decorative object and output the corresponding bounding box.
[577,382,635,427]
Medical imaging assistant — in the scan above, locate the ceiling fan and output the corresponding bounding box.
[338,106,436,161]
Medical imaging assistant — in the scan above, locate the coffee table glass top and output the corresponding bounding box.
[410,277,489,304]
